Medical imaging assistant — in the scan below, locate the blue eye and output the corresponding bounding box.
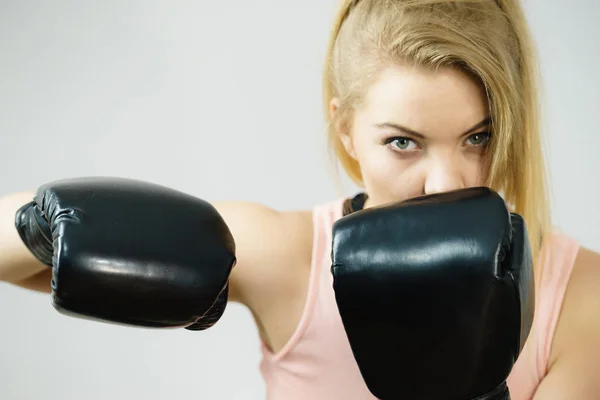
[386,137,418,151]
[467,132,491,146]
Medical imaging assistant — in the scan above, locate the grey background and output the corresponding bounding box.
[0,1,598,399]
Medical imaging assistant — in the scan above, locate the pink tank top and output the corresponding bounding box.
[259,197,580,400]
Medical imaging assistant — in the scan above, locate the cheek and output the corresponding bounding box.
[355,145,424,203]
[462,154,486,186]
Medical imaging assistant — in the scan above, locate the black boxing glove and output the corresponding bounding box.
[331,187,534,400]
[15,177,236,330]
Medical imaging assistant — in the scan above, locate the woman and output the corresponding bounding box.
[1,0,599,399]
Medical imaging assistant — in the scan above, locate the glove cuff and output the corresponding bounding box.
[14,201,54,266]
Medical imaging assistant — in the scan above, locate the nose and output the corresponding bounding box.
[423,157,465,195]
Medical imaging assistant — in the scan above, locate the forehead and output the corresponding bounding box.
[358,64,489,133]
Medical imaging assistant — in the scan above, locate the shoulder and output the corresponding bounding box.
[214,201,315,260]
[212,201,315,305]
[214,201,314,248]
[536,244,600,398]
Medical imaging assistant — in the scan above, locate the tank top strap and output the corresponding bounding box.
[533,229,580,373]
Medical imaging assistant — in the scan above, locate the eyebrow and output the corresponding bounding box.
[374,117,491,139]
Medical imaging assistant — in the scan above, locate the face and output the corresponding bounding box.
[331,64,491,208]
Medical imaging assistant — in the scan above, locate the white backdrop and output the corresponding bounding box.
[1,1,598,399]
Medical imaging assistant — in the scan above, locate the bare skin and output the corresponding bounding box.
[2,64,599,398]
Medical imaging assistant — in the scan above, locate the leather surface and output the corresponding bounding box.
[331,187,533,400]
[15,176,236,330]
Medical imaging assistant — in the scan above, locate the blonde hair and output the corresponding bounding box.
[323,0,552,266]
